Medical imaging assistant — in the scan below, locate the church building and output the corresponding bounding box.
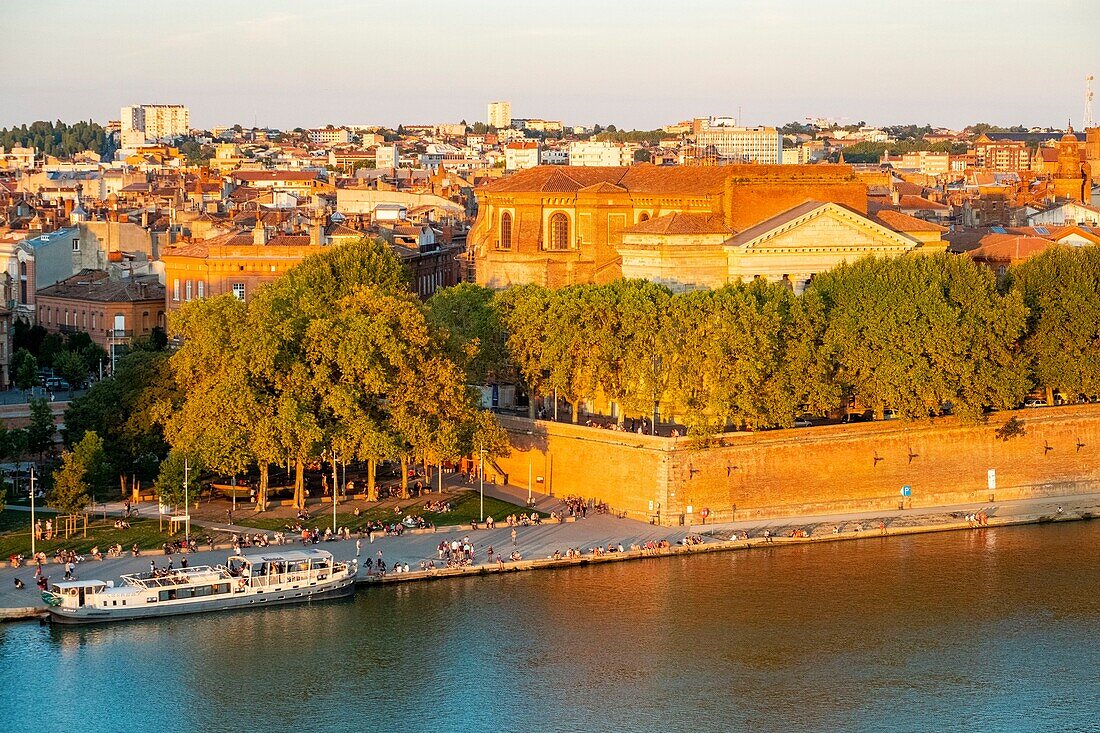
[469,164,945,291]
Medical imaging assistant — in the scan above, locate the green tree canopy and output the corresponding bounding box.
[1005,246,1100,401]
[50,431,108,514]
[808,253,1028,420]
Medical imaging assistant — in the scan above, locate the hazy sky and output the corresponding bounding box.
[3,0,1096,131]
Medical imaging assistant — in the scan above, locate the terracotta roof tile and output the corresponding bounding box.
[623,212,734,235]
[874,210,947,233]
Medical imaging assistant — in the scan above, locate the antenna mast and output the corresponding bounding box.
[1086,74,1095,129]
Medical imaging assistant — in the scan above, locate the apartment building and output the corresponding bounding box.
[487,101,512,129]
[567,141,634,167]
[120,104,190,143]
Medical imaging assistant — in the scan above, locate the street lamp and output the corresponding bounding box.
[183,457,190,541]
[29,465,37,557]
[479,446,486,522]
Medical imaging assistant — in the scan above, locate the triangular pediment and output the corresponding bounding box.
[726,202,917,252]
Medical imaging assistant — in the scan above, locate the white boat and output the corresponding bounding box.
[42,549,357,624]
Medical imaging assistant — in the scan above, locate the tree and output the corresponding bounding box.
[53,350,87,394]
[65,350,174,490]
[808,254,1028,420]
[12,349,38,392]
[154,450,202,509]
[50,432,107,515]
[70,431,110,501]
[1005,246,1100,404]
[426,283,508,383]
[26,398,55,456]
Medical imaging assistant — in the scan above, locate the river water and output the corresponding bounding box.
[2,521,1099,733]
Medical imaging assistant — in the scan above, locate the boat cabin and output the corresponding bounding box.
[44,580,114,609]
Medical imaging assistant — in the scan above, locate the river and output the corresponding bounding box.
[2,520,1098,733]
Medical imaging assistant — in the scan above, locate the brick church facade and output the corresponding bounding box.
[469,163,944,291]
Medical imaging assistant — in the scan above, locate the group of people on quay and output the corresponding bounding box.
[966,511,990,527]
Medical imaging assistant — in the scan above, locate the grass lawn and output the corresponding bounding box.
[0,509,220,559]
[233,491,547,532]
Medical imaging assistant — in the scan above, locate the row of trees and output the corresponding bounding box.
[430,248,1099,436]
[0,120,116,160]
[156,239,508,511]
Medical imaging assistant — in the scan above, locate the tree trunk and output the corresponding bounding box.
[293,457,305,510]
[119,474,128,501]
[1045,386,1054,406]
[367,459,378,502]
[400,454,409,500]
[571,400,579,424]
[257,463,269,512]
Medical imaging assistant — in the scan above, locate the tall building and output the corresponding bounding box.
[119,104,190,143]
[487,101,512,130]
[691,118,781,165]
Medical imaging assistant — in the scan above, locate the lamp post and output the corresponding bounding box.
[479,446,486,522]
[331,450,338,535]
[183,457,190,541]
[29,465,37,557]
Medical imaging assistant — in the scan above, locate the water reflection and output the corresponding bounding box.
[2,522,1099,733]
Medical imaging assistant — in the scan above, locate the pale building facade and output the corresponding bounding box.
[567,141,634,167]
[693,120,781,164]
[487,101,512,129]
[121,104,190,142]
[504,142,541,171]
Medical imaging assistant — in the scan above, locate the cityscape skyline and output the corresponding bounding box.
[2,0,1096,131]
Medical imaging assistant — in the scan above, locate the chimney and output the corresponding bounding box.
[309,210,325,246]
[891,188,900,206]
[253,217,268,246]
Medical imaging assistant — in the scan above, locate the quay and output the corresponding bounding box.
[1,489,1096,623]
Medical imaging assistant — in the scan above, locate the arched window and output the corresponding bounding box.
[639,212,650,223]
[499,212,513,250]
[548,213,570,250]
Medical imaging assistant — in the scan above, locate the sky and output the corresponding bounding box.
[2,0,1097,131]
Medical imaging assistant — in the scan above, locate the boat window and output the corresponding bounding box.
[159,590,170,602]
[177,588,192,599]
[217,583,230,594]
[194,586,212,597]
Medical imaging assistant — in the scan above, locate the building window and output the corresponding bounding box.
[548,213,570,251]
[185,281,193,301]
[173,279,180,301]
[232,283,246,301]
[72,238,80,252]
[197,280,205,298]
[499,212,513,250]
[638,212,650,223]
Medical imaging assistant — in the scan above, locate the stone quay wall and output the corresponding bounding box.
[494,405,1100,525]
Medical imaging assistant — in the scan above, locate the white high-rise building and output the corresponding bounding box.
[692,118,781,165]
[119,104,190,142]
[487,101,512,130]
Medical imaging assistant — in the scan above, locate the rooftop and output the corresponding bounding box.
[37,269,164,303]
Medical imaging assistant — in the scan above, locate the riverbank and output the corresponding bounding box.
[1,491,1096,623]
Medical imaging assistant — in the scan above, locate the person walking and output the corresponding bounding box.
[511,527,517,546]
[355,538,362,557]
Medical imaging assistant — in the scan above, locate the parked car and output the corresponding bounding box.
[792,417,813,428]
[882,408,898,420]
[841,411,872,424]
[1023,398,1047,408]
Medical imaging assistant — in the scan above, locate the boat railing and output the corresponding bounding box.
[120,566,231,589]
[242,562,353,589]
